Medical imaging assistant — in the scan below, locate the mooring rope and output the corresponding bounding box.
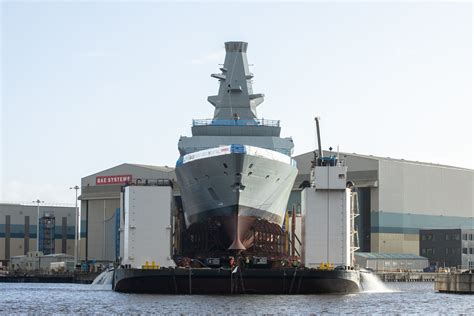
[297,270,304,294]
[230,267,233,294]
[239,266,246,294]
[188,267,192,295]
[172,270,178,294]
[289,267,298,294]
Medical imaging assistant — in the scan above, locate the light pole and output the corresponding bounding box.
[32,199,44,252]
[70,185,80,264]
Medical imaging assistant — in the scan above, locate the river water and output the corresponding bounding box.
[0,282,472,314]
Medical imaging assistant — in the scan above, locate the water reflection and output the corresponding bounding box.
[0,282,472,314]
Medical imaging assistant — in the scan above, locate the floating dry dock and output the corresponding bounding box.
[113,267,360,294]
[435,272,474,294]
[113,41,361,295]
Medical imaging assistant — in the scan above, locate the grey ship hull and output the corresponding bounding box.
[175,42,297,252]
[176,146,297,250]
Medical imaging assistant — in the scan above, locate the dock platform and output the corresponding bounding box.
[0,272,101,284]
[113,267,360,294]
[376,272,437,282]
[435,272,474,294]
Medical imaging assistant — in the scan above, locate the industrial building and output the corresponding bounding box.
[354,252,428,272]
[0,203,77,265]
[55,151,473,263]
[292,151,473,255]
[78,163,175,262]
[10,252,75,272]
[419,228,474,269]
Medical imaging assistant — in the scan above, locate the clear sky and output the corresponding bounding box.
[1,1,472,204]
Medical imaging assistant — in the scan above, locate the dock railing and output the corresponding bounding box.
[376,271,438,282]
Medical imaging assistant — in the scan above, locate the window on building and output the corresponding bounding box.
[470,248,473,255]
[469,234,473,241]
[445,248,449,254]
[422,234,434,241]
[463,248,468,254]
[421,248,426,255]
[427,248,434,255]
[455,248,460,255]
[462,234,468,240]
[447,233,460,241]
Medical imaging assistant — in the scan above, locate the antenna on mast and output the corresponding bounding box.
[315,117,323,166]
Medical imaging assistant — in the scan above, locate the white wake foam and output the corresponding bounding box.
[360,272,394,293]
[91,269,114,287]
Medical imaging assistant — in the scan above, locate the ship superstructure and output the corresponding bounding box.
[176,41,297,253]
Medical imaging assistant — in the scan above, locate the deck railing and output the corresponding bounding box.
[180,146,292,157]
[192,118,280,127]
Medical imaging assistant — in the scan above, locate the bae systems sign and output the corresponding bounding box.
[96,175,132,185]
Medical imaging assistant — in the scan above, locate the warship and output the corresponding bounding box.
[175,41,298,253]
[112,42,361,294]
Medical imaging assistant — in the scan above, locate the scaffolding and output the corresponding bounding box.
[350,189,360,266]
[181,217,289,260]
[39,213,55,255]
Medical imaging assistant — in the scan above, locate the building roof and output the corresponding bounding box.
[341,152,472,171]
[127,163,174,172]
[0,203,74,210]
[80,163,177,200]
[294,151,472,171]
[11,253,74,260]
[355,252,428,260]
[42,253,74,258]
[84,163,174,178]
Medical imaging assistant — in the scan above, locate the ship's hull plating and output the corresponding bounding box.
[176,150,297,226]
[113,267,361,294]
[176,148,297,249]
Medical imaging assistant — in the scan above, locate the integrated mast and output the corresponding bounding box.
[207,42,264,120]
